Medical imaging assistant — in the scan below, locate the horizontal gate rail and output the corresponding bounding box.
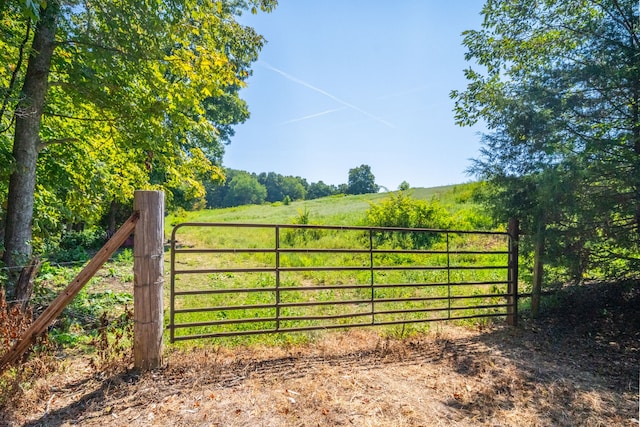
[172,293,512,316]
[172,280,509,296]
[173,265,508,275]
[169,222,518,342]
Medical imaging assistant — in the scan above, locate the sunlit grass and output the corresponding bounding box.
[167,217,511,344]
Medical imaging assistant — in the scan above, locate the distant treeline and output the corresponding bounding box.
[205,164,382,208]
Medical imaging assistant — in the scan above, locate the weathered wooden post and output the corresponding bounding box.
[133,190,165,370]
[506,218,519,327]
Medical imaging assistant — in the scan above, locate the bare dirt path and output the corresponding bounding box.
[5,325,637,426]
[3,282,639,426]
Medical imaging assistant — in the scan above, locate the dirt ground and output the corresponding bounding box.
[3,282,639,427]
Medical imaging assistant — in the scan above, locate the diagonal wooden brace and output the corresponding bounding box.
[0,212,140,373]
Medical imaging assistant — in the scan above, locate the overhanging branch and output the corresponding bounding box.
[37,137,79,151]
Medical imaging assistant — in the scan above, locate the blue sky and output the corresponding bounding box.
[226,1,487,191]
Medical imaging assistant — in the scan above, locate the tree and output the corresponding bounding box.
[258,172,284,202]
[347,164,379,195]
[307,180,338,199]
[257,172,307,202]
[0,0,277,299]
[280,176,307,201]
[3,1,60,294]
[222,172,266,207]
[337,183,349,194]
[452,0,640,282]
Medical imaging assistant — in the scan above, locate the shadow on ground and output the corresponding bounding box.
[14,281,640,427]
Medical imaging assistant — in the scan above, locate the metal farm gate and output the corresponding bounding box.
[168,222,519,342]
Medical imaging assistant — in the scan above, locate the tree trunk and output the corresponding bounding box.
[633,65,640,240]
[106,200,120,237]
[631,17,640,242]
[2,2,59,300]
[531,221,545,318]
[14,257,42,311]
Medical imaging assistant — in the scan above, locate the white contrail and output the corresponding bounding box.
[280,107,347,125]
[260,61,395,128]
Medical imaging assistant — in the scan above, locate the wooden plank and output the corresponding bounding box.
[133,190,164,370]
[0,212,140,373]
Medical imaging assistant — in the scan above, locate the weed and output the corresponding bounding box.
[89,306,134,374]
[115,248,133,264]
[0,290,58,414]
[0,289,32,358]
[282,208,322,246]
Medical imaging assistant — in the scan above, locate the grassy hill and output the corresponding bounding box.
[167,183,484,230]
[1,182,493,368]
[165,181,508,345]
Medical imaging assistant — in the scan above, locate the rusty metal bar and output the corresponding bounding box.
[447,232,451,320]
[507,218,520,326]
[173,293,512,316]
[172,221,510,236]
[173,265,508,275]
[168,222,517,343]
[171,280,510,300]
[170,311,508,341]
[174,247,510,256]
[275,225,281,331]
[170,221,177,344]
[369,229,375,325]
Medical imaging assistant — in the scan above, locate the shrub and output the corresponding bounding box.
[60,228,105,250]
[282,208,321,246]
[451,207,494,230]
[365,192,451,249]
[46,228,106,263]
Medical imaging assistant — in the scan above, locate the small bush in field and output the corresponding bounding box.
[283,208,321,246]
[365,192,451,249]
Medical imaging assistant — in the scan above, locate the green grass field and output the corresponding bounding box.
[167,184,472,228]
[8,183,511,351]
[165,184,514,345]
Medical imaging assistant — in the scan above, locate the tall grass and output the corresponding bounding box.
[167,186,511,346]
[166,185,467,229]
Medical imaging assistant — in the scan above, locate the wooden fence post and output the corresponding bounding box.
[133,190,165,370]
[506,218,519,326]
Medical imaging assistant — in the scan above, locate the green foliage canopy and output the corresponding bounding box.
[222,172,267,207]
[0,0,276,277]
[365,192,451,249]
[257,172,307,203]
[451,0,640,280]
[347,164,379,195]
[307,180,338,200]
